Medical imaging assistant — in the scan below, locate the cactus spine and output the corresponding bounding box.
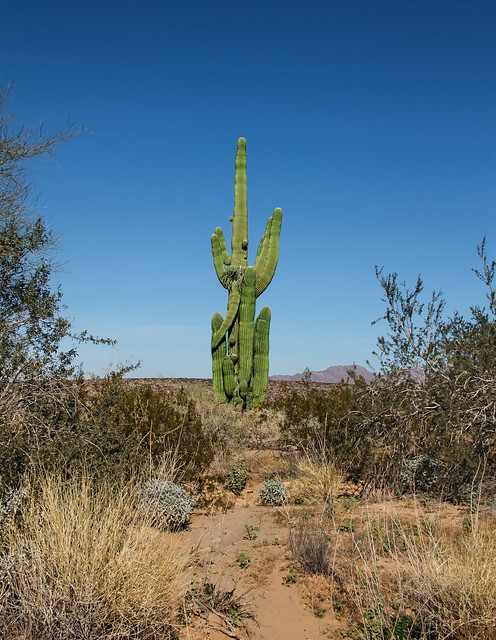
[211,138,282,409]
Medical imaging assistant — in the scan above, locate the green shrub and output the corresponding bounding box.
[272,241,496,502]
[399,455,446,493]
[274,382,356,451]
[226,462,249,495]
[0,376,217,491]
[259,479,288,506]
[139,478,193,531]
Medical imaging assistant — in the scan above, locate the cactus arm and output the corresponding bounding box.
[238,267,256,393]
[222,357,236,399]
[211,283,241,349]
[252,306,271,407]
[211,312,228,403]
[215,227,231,265]
[255,207,282,298]
[254,216,272,273]
[211,233,228,288]
[231,137,248,267]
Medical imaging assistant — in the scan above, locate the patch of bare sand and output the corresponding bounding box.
[178,496,336,640]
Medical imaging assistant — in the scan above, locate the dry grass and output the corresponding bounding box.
[286,452,343,509]
[405,516,496,639]
[288,519,333,576]
[1,474,186,640]
[337,504,496,639]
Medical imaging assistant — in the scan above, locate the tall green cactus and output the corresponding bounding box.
[211,138,282,409]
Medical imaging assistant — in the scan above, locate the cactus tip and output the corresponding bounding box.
[237,137,247,148]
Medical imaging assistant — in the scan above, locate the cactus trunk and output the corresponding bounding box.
[210,138,282,409]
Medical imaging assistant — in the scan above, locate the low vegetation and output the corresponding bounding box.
[0,474,186,639]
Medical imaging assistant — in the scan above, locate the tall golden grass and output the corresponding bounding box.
[286,453,343,508]
[1,474,186,640]
[405,516,496,639]
[344,506,496,639]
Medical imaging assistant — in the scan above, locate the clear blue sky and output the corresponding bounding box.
[1,0,495,377]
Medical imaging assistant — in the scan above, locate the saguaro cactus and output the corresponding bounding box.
[211,138,282,409]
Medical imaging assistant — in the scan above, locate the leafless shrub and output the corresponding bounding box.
[289,520,333,576]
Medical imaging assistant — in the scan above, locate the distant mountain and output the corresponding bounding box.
[270,364,375,384]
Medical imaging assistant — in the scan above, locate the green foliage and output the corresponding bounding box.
[243,524,259,540]
[211,138,282,409]
[399,455,446,493]
[226,462,249,495]
[356,240,496,499]
[139,478,193,531]
[259,479,288,506]
[77,379,216,483]
[1,374,216,491]
[339,519,357,533]
[275,382,356,450]
[357,605,421,640]
[274,240,496,502]
[236,552,251,569]
[0,88,113,491]
[283,569,298,584]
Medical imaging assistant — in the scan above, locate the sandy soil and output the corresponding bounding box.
[179,498,331,640]
[176,450,470,640]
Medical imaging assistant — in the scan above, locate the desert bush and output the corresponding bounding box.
[81,378,216,481]
[2,376,218,492]
[275,381,356,451]
[259,479,288,506]
[0,378,86,492]
[0,89,117,494]
[349,242,496,499]
[275,241,496,502]
[399,454,446,493]
[0,473,185,640]
[286,450,342,508]
[226,461,249,495]
[139,478,193,531]
[289,520,333,575]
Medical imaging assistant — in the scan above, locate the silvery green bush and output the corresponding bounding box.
[400,455,446,493]
[139,478,193,531]
[0,486,26,531]
[259,479,288,506]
